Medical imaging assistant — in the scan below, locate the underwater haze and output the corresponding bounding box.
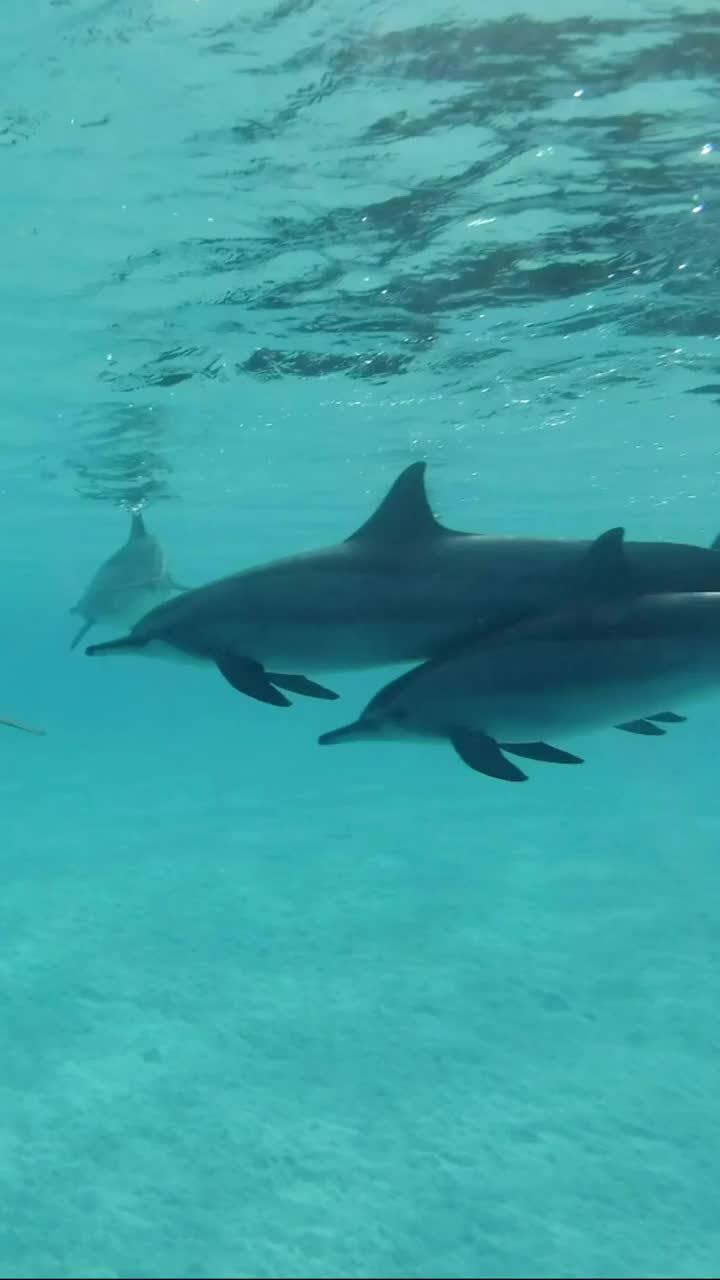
[2,0,720,1276]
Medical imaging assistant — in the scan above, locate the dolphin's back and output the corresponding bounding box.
[127,533,720,633]
[624,539,720,592]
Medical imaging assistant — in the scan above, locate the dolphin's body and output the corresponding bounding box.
[84,463,720,708]
[318,528,720,781]
[69,510,186,650]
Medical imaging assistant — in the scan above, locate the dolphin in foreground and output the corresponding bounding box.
[318,527,720,781]
[84,462,720,708]
[69,509,187,650]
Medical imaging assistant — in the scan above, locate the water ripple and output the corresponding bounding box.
[2,1,720,503]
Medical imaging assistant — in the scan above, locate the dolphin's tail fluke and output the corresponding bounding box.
[85,635,144,658]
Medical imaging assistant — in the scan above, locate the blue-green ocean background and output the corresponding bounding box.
[3,1,720,1276]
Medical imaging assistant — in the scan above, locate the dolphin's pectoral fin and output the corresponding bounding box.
[615,719,665,735]
[215,655,291,707]
[214,656,337,704]
[616,712,687,734]
[449,730,528,781]
[266,673,339,701]
[70,619,94,651]
[501,741,584,765]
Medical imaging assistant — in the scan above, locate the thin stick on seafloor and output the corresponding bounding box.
[0,716,46,735]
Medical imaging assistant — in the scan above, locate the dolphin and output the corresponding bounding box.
[317,526,720,781]
[0,716,45,735]
[69,509,188,650]
[83,462,720,708]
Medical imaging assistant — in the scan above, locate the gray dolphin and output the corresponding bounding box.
[69,509,187,650]
[83,462,720,708]
[318,527,720,781]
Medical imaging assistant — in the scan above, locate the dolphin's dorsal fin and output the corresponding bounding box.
[711,532,720,551]
[346,462,465,545]
[414,526,637,672]
[129,511,147,539]
[575,526,633,597]
[487,526,635,633]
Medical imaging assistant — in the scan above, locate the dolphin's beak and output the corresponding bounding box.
[318,719,369,746]
[85,636,142,657]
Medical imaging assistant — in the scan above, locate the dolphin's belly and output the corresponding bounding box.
[161,619,469,671]
[484,674,714,743]
[416,636,720,743]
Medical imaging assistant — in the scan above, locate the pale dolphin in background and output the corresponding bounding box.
[84,462,720,707]
[318,527,720,782]
[69,509,188,650]
[0,716,45,735]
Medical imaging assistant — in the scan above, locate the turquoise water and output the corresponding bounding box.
[3,1,720,1276]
